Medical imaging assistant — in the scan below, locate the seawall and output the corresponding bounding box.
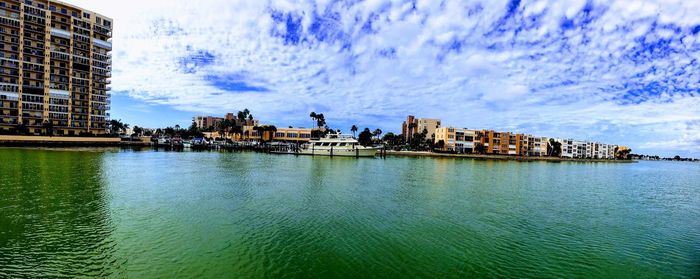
[0,135,149,147]
[386,150,637,163]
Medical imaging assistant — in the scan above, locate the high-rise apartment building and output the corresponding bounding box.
[0,0,112,135]
[401,115,440,142]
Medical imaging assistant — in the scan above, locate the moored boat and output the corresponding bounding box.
[297,134,377,157]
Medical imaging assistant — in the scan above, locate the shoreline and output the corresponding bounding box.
[385,150,638,163]
[0,136,635,163]
[0,135,149,147]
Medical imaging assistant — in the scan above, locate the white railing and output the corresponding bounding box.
[50,28,71,39]
[93,39,112,49]
[0,92,19,101]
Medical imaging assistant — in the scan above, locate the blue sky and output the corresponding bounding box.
[72,0,700,157]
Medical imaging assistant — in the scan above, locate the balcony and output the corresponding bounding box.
[50,28,71,39]
[0,91,19,101]
[93,38,112,49]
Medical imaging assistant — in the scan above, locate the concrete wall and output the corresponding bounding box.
[0,135,120,143]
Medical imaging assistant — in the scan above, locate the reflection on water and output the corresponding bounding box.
[0,148,121,277]
[1,148,699,278]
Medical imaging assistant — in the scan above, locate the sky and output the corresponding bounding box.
[70,0,700,157]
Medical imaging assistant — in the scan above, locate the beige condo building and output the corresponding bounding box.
[0,0,112,135]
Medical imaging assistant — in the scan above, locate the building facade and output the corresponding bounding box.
[434,127,477,153]
[527,135,549,156]
[194,113,259,131]
[0,0,112,135]
[556,138,617,159]
[479,130,528,156]
[417,118,441,139]
[273,127,312,142]
[402,115,440,142]
[193,116,223,130]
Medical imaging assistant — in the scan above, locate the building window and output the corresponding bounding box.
[61,8,67,14]
[49,5,55,11]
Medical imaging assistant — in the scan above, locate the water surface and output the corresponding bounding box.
[1,148,699,278]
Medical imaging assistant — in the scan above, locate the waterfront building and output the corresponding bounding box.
[193,116,223,130]
[195,113,259,131]
[479,130,528,156]
[556,139,617,159]
[273,127,312,142]
[417,118,441,139]
[0,0,112,135]
[434,127,477,153]
[401,115,441,142]
[527,135,549,156]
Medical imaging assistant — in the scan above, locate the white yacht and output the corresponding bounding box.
[299,134,378,157]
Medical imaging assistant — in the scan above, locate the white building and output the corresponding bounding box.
[527,136,549,156]
[556,139,617,159]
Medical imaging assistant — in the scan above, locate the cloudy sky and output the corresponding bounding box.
[71,0,700,157]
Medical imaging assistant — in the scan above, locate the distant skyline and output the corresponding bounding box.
[69,0,700,157]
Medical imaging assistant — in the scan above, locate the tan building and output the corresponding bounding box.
[434,127,478,153]
[401,115,440,141]
[478,130,528,156]
[273,127,312,142]
[0,0,112,135]
[417,118,441,139]
[194,113,259,131]
[193,116,223,130]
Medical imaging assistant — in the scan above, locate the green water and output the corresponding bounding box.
[0,148,698,278]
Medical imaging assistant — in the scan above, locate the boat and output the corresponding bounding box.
[297,134,378,157]
[183,140,192,149]
[171,137,184,148]
[156,137,171,147]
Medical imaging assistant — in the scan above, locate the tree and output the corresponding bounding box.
[316,113,326,128]
[42,120,54,136]
[436,140,445,150]
[474,143,485,154]
[253,125,277,143]
[14,122,26,135]
[381,132,404,150]
[164,127,175,137]
[373,128,383,139]
[132,126,143,137]
[351,125,358,138]
[358,128,373,146]
[109,119,129,135]
[408,122,417,135]
[548,138,562,157]
[615,146,632,160]
[309,112,317,126]
[309,111,328,138]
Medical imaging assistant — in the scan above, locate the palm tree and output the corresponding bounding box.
[109,119,128,135]
[133,126,143,137]
[309,112,317,127]
[316,113,326,128]
[351,125,358,138]
[373,128,383,139]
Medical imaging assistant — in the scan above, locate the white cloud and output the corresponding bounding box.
[65,0,700,157]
